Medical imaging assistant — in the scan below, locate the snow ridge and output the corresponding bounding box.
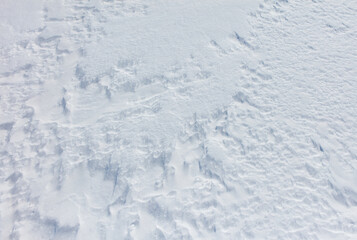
[0,0,356,239]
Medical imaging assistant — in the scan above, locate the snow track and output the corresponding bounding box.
[0,0,356,239]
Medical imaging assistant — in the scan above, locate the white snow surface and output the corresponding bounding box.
[1,0,357,239]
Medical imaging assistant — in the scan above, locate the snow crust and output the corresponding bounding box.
[0,0,357,239]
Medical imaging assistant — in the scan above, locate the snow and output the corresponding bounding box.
[1,0,357,239]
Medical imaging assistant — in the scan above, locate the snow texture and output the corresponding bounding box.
[0,0,357,239]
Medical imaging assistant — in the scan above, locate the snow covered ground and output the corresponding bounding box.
[0,0,357,239]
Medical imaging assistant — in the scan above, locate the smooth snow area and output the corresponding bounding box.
[0,0,357,239]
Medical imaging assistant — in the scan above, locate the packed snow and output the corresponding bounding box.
[0,0,357,239]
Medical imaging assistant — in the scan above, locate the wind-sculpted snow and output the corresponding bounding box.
[0,0,357,239]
